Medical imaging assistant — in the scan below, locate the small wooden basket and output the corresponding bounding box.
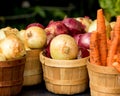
[40,51,89,95]
[23,49,43,86]
[0,55,26,96]
[87,62,120,96]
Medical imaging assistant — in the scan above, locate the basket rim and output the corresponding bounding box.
[1,55,26,62]
[87,61,120,74]
[40,51,89,68]
[0,55,26,67]
[40,51,89,61]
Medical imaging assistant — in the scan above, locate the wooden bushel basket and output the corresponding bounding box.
[0,55,26,96]
[40,51,89,95]
[87,62,120,96]
[23,49,43,86]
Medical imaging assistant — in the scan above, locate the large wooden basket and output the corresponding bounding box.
[40,51,89,95]
[23,49,43,86]
[0,55,26,96]
[87,62,120,96]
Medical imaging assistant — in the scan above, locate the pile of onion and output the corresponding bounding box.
[0,33,26,60]
[44,20,70,57]
[44,17,91,59]
[45,20,69,45]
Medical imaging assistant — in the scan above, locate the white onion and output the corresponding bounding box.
[50,34,78,60]
[25,26,47,49]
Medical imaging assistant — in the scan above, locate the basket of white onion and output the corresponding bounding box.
[18,23,47,86]
[39,17,91,95]
[0,27,26,96]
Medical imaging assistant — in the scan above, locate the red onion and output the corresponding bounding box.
[77,47,89,58]
[44,43,51,58]
[73,34,83,45]
[74,33,91,49]
[62,17,86,36]
[74,33,91,58]
[26,22,45,29]
[45,20,69,46]
[45,20,69,36]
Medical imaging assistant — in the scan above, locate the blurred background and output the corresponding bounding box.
[0,0,118,30]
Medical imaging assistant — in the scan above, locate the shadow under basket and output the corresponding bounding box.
[0,55,26,96]
[23,49,43,86]
[40,51,89,95]
[87,62,120,96]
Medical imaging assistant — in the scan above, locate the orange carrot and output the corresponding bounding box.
[90,31,101,65]
[112,62,120,72]
[110,30,114,40]
[117,44,120,63]
[107,38,111,52]
[116,30,120,63]
[107,16,120,66]
[97,9,107,66]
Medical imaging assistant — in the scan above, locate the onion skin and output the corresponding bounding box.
[62,17,86,36]
[50,34,78,60]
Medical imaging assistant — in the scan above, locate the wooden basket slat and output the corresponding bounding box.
[0,55,26,96]
[23,49,43,86]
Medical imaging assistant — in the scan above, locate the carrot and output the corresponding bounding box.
[112,62,120,72]
[107,38,111,52]
[107,16,120,66]
[110,30,114,40]
[116,31,120,63]
[117,51,120,64]
[97,9,107,66]
[90,31,101,65]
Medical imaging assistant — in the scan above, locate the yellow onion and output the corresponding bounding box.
[17,29,26,42]
[0,53,6,61]
[50,34,78,60]
[25,26,47,49]
[17,29,31,51]
[75,16,92,32]
[1,26,19,36]
[0,34,26,60]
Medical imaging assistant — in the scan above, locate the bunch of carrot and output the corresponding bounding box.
[90,8,120,72]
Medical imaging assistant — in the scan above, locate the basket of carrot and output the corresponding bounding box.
[87,8,120,96]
